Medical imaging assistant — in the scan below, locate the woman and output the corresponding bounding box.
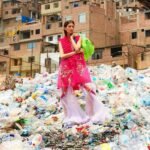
[57,20,111,126]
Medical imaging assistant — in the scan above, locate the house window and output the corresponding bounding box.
[4,50,8,55]
[141,53,144,61]
[0,37,4,43]
[14,59,19,66]
[19,58,22,66]
[5,20,9,24]
[57,35,61,40]
[13,59,22,66]
[20,30,30,39]
[53,2,59,8]
[45,58,51,67]
[79,32,86,38]
[65,16,72,21]
[116,2,119,7]
[0,62,6,72]
[145,30,150,37]
[11,2,15,6]
[111,47,122,57]
[5,11,8,14]
[141,29,144,32]
[65,6,69,9]
[32,12,36,20]
[12,8,20,14]
[0,49,8,55]
[28,56,35,63]
[53,35,58,42]
[4,3,8,7]
[79,13,86,23]
[31,30,34,35]
[58,22,62,27]
[32,3,35,7]
[27,42,36,49]
[36,29,40,34]
[46,24,51,29]
[14,44,20,50]
[146,44,150,48]
[73,2,79,7]
[131,32,137,39]
[45,4,50,9]
[145,12,150,19]
[122,0,127,5]
[92,49,103,60]
[48,36,53,41]
[83,1,87,5]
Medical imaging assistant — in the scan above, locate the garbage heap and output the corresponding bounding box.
[0,65,150,150]
[0,75,22,91]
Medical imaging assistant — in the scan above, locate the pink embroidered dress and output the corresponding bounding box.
[57,35,91,90]
[57,35,112,125]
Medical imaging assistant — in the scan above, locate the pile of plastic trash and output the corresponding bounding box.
[0,75,22,91]
[0,64,149,149]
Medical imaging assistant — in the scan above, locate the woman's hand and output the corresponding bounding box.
[79,48,84,53]
[75,49,80,53]
[70,33,82,52]
[70,33,77,39]
[75,48,84,54]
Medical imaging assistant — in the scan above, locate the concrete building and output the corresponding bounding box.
[0,0,41,76]
[62,0,119,53]
[40,0,62,73]
[59,0,149,69]
[9,21,42,76]
[0,1,9,74]
[118,0,150,69]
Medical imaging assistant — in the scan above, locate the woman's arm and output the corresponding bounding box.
[70,35,82,52]
[59,42,76,59]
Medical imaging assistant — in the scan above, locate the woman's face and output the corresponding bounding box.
[65,22,74,35]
